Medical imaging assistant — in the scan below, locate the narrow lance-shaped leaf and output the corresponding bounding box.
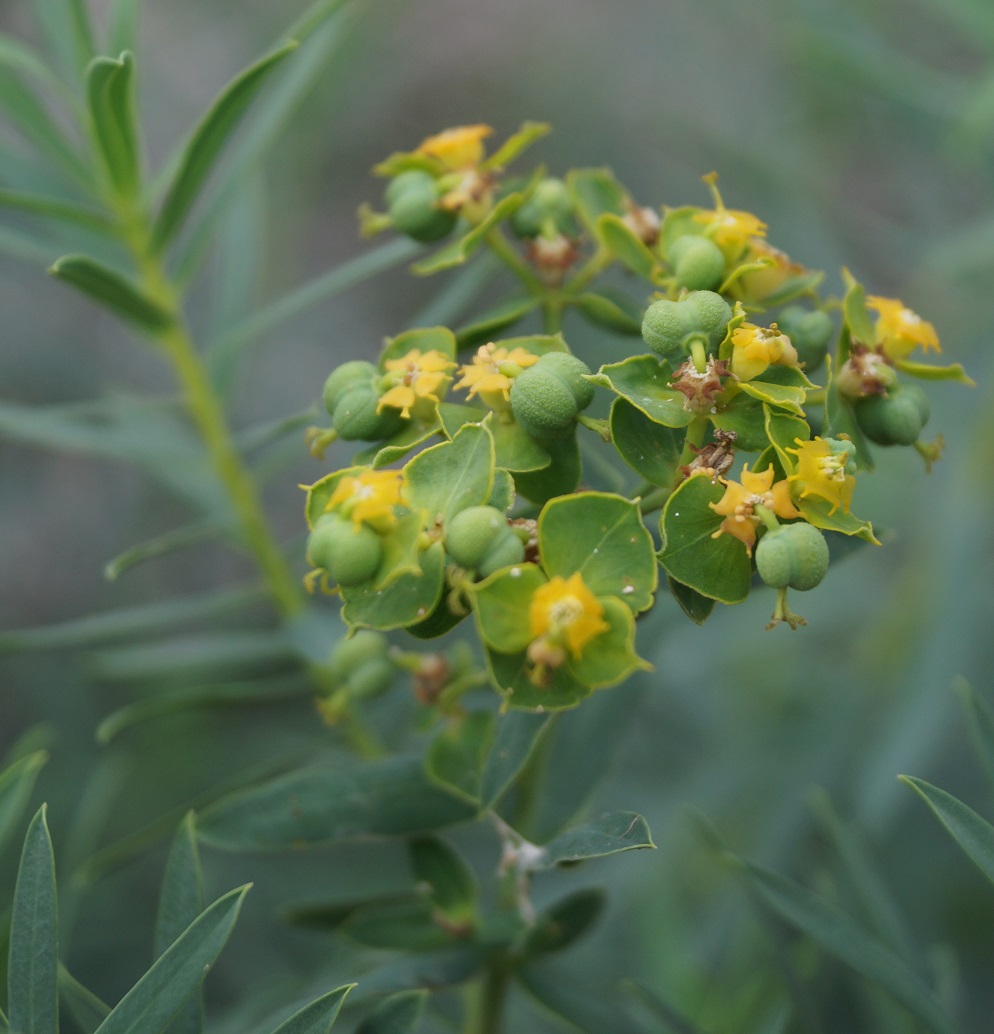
[58,966,111,1034]
[49,255,174,332]
[8,805,59,1034]
[0,751,48,857]
[93,885,250,1034]
[355,991,426,1034]
[86,52,141,198]
[267,984,354,1034]
[151,41,298,251]
[0,189,115,233]
[480,711,552,809]
[31,0,95,80]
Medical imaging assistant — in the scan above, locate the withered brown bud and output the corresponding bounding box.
[670,356,732,413]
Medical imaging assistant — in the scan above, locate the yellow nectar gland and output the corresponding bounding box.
[710,464,800,555]
[416,124,493,170]
[326,469,406,530]
[867,295,940,360]
[376,349,455,419]
[729,321,799,382]
[528,572,609,661]
[787,438,854,515]
[454,343,539,408]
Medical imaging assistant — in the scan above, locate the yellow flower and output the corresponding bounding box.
[417,124,493,170]
[692,173,767,254]
[326,469,406,530]
[729,321,799,381]
[867,295,940,360]
[736,238,805,300]
[710,464,801,555]
[454,343,540,408]
[787,438,855,515]
[529,571,609,660]
[376,349,456,419]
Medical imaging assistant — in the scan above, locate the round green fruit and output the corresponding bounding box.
[445,505,511,570]
[755,523,830,592]
[509,177,574,238]
[641,291,732,358]
[776,306,834,373]
[328,629,390,679]
[331,385,406,442]
[323,360,377,417]
[854,383,930,446]
[669,235,725,291]
[386,170,457,243]
[509,352,594,439]
[306,513,383,586]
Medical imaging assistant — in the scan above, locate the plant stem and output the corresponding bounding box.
[467,964,510,1034]
[677,414,709,468]
[485,227,542,290]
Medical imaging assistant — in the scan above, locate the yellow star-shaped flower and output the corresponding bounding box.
[454,343,540,408]
[326,469,406,531]
[416,124,493,170]
[787,438,855,515]
[867,295,940,360]
[529,571,609,660]
[376,348,455,420]
[710,464,800,555]
[729,322,799,381]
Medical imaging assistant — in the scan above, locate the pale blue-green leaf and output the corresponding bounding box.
[104,520,226,581]
[349,945,486,1001]
[8,805,59,1034]
[198,757,476,850]
[518,888,605,959]
[518,964,645,1034]
[0,188,114,232]
[209,237,420,386]
[355,991,426,1034]
[86,631,298,684]
[900,775,994,886]
[108,0,143,54]
[480,712,553,810]
[151,41,298,252]
[0,33,76,104]
[738,854,954,1034]
[0,751,48,857]
[0,223,59,265]
[86,52,140,197]
[0,585,262,654]
[625,981,706,1034]
[31,0,95,80]
[50,254,174,331]
[267,985,354,1034]
[954,679,994,796]
[96,677,310,745]
[59,966,111,1034]
[537,812,654,869]
[93,885,250,1034]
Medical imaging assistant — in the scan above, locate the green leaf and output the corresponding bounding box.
[512,432,581,506]
[842,268,875,347]
[734,854,954,1034]
[574,291,643,336]
[8,806,58,1034]
[824,356,874,471]
[589,356,693,429]
[518,888,605,959]
[197,758,476,850]
[710,391,776,452]
[537,812,654,868]
[566,168,628,233]
[155,814,204,958]
[667,576,715,625]
[425,711,494,804]
[108,0,143,54]
[797,496,879,544]
[658,475,751,604]
[518,965,645,1034]
[86,52,140,198]
[354,991,427,1034]
[405,423,495,526]
[340,542,446,633]
[455,297,538,350]
[609,397,682,485]
[736,373,807,416]
[0,752,48,857]
[353,945,486,1000]
[409,837,477,923]
[900,776,994,886]
[92,885,250,1034]
[597,212,659,279]
[893,358,975,385]
[49,255,174,332]
[538,492,657,613]
[480,121,550,172]
[763,407,810,473]
[0,189,115,233]
[103,520,224,581]
[151,41,299,252]
[267,985,354,1034]
[480,712,552,809]
[58,966,111,1034]
[342,900,449,952]
[955,680,994,796]
[472,563,545,655]
[488,468,515,512]
[624,982,707,1034]
[31,0,95,80]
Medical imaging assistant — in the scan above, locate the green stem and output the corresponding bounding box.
[541,295,563,333]
[677,415,709,469]
[638,484,671,515]
[467,964,510,1034]
[563,246,611,295]
[485,227,542,290]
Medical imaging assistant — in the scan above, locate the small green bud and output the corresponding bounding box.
[347,658,395,700]
[776,306,834,373]
[641,291,732,358]
[755,523,830,592]
[386,170,457,243]
[323,360,377,417]
[668,235,725,291]
[509,352,594,439]
[331,384,406,441]
[854,383,930,446]
[445,505,523,574]
[509,177,574,238]
[328,629,390,680]
[307,513,383,586]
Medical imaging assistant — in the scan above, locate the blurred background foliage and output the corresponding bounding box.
[0,0,992,1030]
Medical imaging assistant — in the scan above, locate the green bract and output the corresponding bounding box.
[855,383,930,446]
[641,290,732,359]
[755,522,830,591]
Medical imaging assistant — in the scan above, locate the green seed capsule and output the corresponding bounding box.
[509,177,574,238]
[385,170,457,243]
[509,352,594,439]
[306,513,383,586]
[477,529,526,577]
[328,629,390,680]
[331,384,406,441]
[755,523,830,592]
[347,658,395,700]
[641,291,732,359]
[776,306,834,373]
[445,505,511,570]
[668,235,726,291]
[854,383,930,446]
[323,360,378,417]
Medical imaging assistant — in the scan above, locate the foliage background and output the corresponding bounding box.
[0,0,992,1030]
